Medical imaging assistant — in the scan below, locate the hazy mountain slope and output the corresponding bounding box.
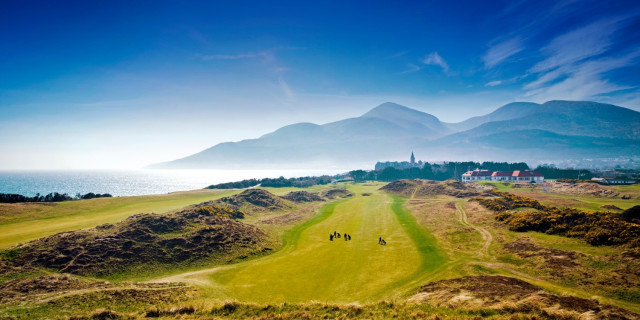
[149,100,640,169]
[445,102,539,131]
[149,103,445,169]
[422,129,640,164]
[458,100,640,140]
[438,129,640,149]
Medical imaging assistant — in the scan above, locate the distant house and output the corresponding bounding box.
[512,170,544,182]
[462,169,544,182]
[461,169,493,181]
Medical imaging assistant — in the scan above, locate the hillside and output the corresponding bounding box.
[444,102,539,131]
[149,100,640,169]
[460,100,640,140]
[148,102,449,169]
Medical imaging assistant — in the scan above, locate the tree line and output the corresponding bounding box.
[351,162,601,182]
[0,192,113,203]
[206,161,602,190]
[207,176,334,189]
[532,165,594,180]
[350,161,530,182]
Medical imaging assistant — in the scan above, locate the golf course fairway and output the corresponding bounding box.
[165,188,446,304]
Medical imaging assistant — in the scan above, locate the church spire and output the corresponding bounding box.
[410,151,415,164]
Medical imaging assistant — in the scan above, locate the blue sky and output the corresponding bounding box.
[1,0,640,169]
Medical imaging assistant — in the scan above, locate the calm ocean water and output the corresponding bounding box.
[0,169,347,197]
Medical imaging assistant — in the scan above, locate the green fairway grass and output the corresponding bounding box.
[159,186,445,304]
[0,189,240,249]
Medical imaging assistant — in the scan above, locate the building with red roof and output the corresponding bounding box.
[491,171,513,181]
[462,169,544,182]
[461,169,494,181]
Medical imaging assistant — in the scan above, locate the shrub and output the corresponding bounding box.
[473,192,640,247]
[197,205,245,219]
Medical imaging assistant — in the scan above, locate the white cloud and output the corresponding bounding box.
[422,52,450,72]
[529,17,625,73]
[485,80,503,87]
[483,37,524,68]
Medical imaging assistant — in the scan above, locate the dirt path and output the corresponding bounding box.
[34,284,188,304]
[151,267,224,286]
[455,201,493,255]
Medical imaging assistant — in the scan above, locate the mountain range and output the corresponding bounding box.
[149,100,640,169]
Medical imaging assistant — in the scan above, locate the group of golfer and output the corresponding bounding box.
[329,230,351,241]
[328,231,386,245]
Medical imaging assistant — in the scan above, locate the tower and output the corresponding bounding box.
[410,151,415,164]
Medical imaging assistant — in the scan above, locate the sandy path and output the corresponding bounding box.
[455,201,493,255]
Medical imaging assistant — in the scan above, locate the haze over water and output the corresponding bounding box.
[0,169,347,197]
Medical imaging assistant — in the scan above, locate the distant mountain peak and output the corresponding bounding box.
[147,99,639,169]
[361,102,413,117]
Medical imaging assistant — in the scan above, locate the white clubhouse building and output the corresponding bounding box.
[462,169,544,183]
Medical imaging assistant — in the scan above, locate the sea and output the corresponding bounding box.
[0,169,348,197]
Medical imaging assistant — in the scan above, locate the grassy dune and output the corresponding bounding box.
[158,185,445,304]
[0,189,240,249]
[1,181,639,319]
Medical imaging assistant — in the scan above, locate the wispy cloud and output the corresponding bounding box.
[485,80,503,87]
[529,17,625,73]
[523,14,640,102]
[390,51,409,59]
[483,37,524,68]
[198,47,298,102]
[422,52,450,73]
[278,77,295,102]
[523,50,640,101]
[398,63,421,74]
[198,50,274,62]
[197,46,300,63]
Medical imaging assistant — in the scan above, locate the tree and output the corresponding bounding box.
[349,170,367,182]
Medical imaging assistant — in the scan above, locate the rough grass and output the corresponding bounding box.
[0,189,240,249]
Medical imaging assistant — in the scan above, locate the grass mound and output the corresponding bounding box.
[543,181,623,197]
[215,189,294,212]
[7,204,270,276]
[321,188,353,199]
[411,275,637,319]
[380,179,484,198]
[281,191,324,202]
[602,204,623,211]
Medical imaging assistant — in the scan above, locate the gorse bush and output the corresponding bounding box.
[473,190,545,212]
[197,205,245,219]
[475,191,640,247]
